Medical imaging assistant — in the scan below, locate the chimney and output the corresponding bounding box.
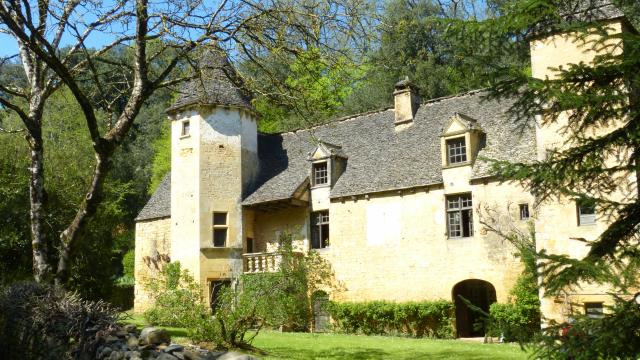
[393,76,420,124]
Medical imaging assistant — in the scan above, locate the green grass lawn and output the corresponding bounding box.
[119,312,528,360]
[252,331,529,360]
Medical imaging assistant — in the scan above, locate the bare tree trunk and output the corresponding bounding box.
[55,153,108,287]
[27,132,52,283]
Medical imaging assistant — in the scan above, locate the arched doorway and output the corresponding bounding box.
[452,279,497,337]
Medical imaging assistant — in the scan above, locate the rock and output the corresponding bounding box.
[108,350,124,360]
[183,349,204,360]
[98,346,113,359]
[157,353,179,360]
[127,336,139,350]
[115,330,129,337]
[124,324,138,333]
[165,344,184,353]
[216,351,258,360]
[105,335,120,344]
[174,353,185,360]
[140,327,171,345]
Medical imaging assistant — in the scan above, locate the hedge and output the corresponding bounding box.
[326,300,455,338]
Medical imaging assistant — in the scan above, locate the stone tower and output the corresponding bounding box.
[166,49,258,297]
[528,1,632,322]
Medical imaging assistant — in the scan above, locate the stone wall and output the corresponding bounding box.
[323,179,530,304]
[134,218,171,312]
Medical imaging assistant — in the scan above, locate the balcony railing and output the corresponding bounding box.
[243,251,303,273]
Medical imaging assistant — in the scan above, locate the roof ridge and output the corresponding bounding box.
[261,88,489,136]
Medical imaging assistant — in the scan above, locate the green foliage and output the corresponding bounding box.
[327,300,455,338]
[534,298,640,359]
[149,119,171,194]
[454,0,640,355]
[143,262,209,329]
[488,272,541,342]
[250,48,363,132]
[0,79,169,301]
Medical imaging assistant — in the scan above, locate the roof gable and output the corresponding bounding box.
[308,141,347,161]
[442,113,483,136]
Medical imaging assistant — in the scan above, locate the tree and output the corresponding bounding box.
[0,0,371,287]
[338,0,527,115]
[453,0,640,354]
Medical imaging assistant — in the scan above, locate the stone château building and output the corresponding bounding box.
[134,1,636,336]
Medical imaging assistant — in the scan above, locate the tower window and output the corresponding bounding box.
[313,162,328,186]
[213,212,228,247]
[181,120,190,137]
[577,201,596,226]
[311,211,329,249]
[447,193,473,238]
[519,204,530,220]
[446,137,467,164]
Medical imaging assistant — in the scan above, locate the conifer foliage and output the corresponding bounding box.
[454,0,640,355]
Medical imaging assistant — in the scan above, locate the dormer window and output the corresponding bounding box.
[446,137,467,164]
[312,161,328,186]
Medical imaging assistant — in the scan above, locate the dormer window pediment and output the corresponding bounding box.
[440,113,485,168]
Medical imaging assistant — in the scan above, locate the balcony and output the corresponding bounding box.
[243,251,303,274]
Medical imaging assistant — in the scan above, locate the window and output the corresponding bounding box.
[181,120,190,137]
[577,201,596,226]
[446,137,467,164]
[447,194,473,238]
[212,212,228,247]
[313,162,328,186]
[311,211,329,249]
[584,302,604,319]
[209,280,231,312]
[519,204,530,220]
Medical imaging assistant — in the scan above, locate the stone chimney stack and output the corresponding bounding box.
[393,77,420,124]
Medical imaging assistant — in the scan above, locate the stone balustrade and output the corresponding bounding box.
[242,251,302,273]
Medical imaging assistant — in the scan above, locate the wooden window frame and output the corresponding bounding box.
[311,211,330,249]
[181,120,190,137]
[446,137,467,165]
[212,212,228,247]
[312,161,329,186]
[584,302,604,319]
[577,201,596,226]
[446,193,473,238]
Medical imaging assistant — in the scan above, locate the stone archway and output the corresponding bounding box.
[452,279,497,337]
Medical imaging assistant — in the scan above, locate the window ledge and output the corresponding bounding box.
[447,236,475,240]
[311,184,330,190]
[179,134,191,139]
[443,162,471,170]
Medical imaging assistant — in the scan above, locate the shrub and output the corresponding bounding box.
[327,300,455,338]
[143,262,209,328]
[0,281,119,360]
[488,271,541,342]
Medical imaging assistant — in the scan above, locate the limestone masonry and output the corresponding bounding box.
[134,3,637,337]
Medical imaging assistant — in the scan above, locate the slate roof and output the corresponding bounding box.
[136,174,171,221]
[559,0,624,22]
[242,90,536,205]
[166,49,253,113]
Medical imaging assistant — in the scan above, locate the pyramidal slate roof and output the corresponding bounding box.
[137,90,536,220]
[136,174,171,221]
[242,90,536,205]
[166,49,253,113]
